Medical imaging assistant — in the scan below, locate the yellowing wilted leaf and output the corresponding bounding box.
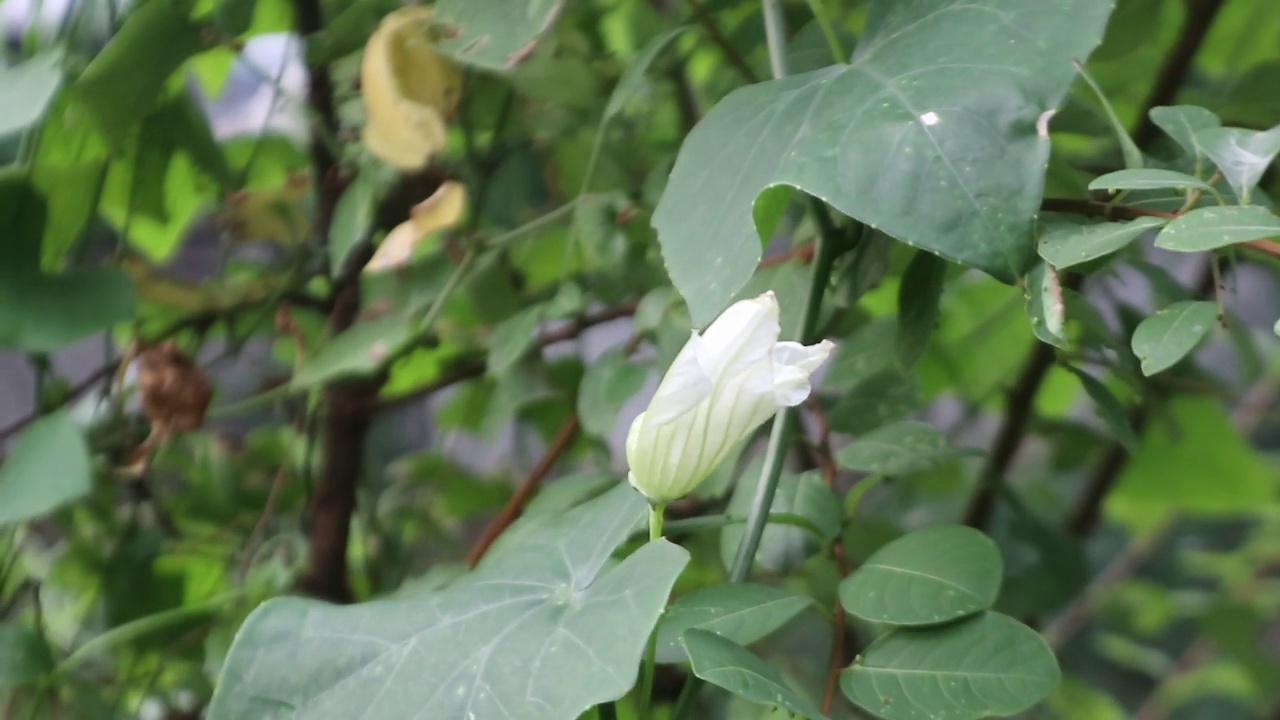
[361,7,463,171]
[220,171,313,246]
[366,181,467,273]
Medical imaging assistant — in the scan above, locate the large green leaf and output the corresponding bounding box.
[1107,396,1275,531]
[839,525,1001,626]
[71,0,206,150]
[651,0,1114,324]
[823,317,897,391]
[841,612,1059,720]
[1130,300,1217,376]
[655,584,813,663]
[684,629,827,720]
[291,312,415,390]
[0,410,92,528]
[0,173,135,352]
[1153,205,1280,252]
[0,51,63,138]
[208,485,688,720]
[435,0,566,71]
[834,421,979,476]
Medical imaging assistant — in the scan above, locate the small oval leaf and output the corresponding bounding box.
[841,612,1060,720]
[684,629,827,720]
[1038,216,1165,268]
[1154,205,1280,252]
[835,421,980,476]
[1130,300,1218,376]
[840,525,1001,626]
[1088,168,1214,192]
[655,584,812,663]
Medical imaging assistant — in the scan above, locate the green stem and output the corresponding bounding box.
[638,503,666,720]
[803,0,846,64]
[671,7,851,716]
[487,200,581,249]
[417,248,478,334]
[641,511,822,539]
[56,592,238,675]
[761,0,789,80]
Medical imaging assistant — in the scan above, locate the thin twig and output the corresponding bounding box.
[962,340,1058,529]
[466,415,582,566]
[1064,409,1149,538]
[680,0,760,83]
[760,242,816,269]
[465,325,648,567]
[807,399,852,715]
[1042,521,1172,649]
[377,300,640,413]
[0,363,115,443]
[237,457,294,582]
[1131,0,1228,148]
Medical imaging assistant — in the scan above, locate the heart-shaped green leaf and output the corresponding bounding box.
[651,0,1114,324]
[208,486,689,720]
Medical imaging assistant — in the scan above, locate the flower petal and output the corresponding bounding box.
[647,332,713,426]
[771,340,835,407]
[772,339,836,373]
[695,291,780,383]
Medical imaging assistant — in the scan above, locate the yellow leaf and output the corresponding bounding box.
[120,253,279,312]
[361,7,462,171]
[220,171,313,246]
[366,181,467,273]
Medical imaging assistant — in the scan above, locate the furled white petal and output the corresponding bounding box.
[772,364,816,406]
[624,292,835,506]
[696,291,779,383]
[770,340,834,406]
[647,332,713,426]
[772,339,836,374]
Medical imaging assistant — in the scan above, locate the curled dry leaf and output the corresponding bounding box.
[365,180,467,273]
[136,340,214,440]
[361,7,463,171]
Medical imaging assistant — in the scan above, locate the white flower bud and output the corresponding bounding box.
[626,291,835,505]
